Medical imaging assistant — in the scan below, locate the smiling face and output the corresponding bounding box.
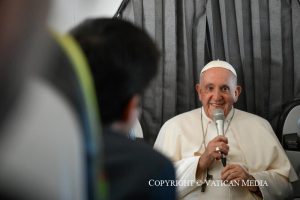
[196,67,241,119]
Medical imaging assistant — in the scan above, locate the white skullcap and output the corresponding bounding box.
[201,60,237,77]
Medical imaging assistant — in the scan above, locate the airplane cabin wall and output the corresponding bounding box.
[48,0,123,33]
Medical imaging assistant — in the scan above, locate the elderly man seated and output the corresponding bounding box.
[154,60,298,200]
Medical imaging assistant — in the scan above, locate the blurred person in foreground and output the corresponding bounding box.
[70,18,177,200]
[0,0,49,123]
[0,1,91,199]
[154,60,297,200]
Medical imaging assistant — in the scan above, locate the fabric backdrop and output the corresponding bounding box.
[118,0,300,145]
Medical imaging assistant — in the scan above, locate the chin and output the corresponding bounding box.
[209,105,225,111]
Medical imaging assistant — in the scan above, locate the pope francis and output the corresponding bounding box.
[154,60,298,200]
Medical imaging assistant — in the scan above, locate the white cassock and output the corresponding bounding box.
[154,107,298,200]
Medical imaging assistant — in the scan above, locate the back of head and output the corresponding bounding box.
[71,18,160,126]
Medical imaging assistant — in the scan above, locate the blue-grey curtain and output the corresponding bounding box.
[119,0,300,145]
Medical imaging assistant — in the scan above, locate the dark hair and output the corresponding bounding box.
[70,18,160,126]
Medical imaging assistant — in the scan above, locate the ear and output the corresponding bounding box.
[121,95,140,122]
[195,83,202,101]
[234,85,242,102]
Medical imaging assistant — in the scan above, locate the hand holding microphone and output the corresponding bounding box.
[197,108,229,171]
[213,108,227,167]
[198,136,229,170]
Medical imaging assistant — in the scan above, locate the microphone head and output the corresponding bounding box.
[213,108,225,122]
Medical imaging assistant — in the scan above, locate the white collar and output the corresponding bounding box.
[201,107,235,123]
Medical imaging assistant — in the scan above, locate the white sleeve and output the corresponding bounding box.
[251,171,293,200]
[174,157,204,198]
[154,122,204,198]
[251,121,296,199]
[234,115,297,199]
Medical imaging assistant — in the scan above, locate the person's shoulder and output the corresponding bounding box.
[103,130,176,200]
[132,138,174,168]
[164,108,201,126]
[235,109,270,126]
[104,129,173,168]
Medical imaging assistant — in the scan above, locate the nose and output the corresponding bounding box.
[212,89,222,101]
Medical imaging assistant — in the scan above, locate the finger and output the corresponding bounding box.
[207,141,227,151]
[222,165,246,181]
[222,170,240,181]
[215,135,228,144]
[221,168,232,180]
[221,164,237,176]
[221,171,229,180]
[207,151,222,160]
[212,135,228,143]
[214,152,222,160]
[214,142,229,155]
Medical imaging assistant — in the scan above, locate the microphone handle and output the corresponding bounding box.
[216,120,226,166]
[221,154,226,167]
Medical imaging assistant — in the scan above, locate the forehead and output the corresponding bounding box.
[201,67,235,85]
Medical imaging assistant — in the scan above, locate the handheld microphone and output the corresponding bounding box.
[213,108,226,166]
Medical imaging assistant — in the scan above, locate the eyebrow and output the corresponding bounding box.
[204,83,230,88]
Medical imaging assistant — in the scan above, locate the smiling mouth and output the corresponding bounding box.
[209,103,224,107]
